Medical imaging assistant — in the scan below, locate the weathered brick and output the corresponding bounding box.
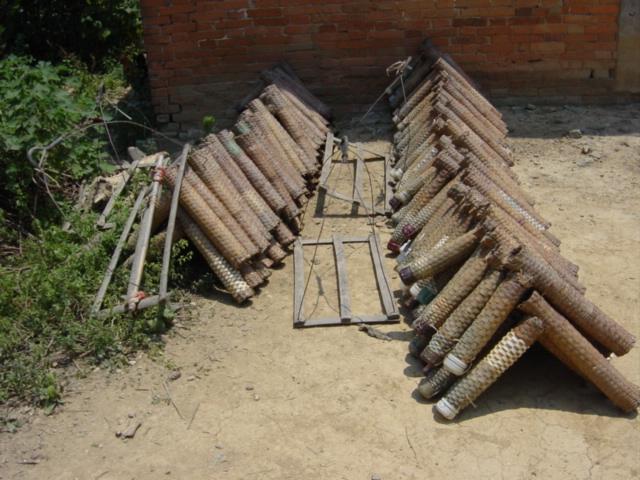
[140,0,627,132]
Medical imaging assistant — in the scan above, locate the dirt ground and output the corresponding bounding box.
[1,104,639,480]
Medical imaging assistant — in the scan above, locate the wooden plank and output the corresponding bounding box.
[301,236,369,246]
[332,235,351,321]
[293,238,305,326]
[384,153,393,216]
[300,314,394,328]
[369,233,400,319]
[318,131,334,189]
[314,187,327,216]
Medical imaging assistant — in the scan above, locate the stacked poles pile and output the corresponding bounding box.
[385,40,639,419]
[127,64,332,305]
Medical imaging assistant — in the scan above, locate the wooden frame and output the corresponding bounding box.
[316,134,393,217]
[293,233,399,328]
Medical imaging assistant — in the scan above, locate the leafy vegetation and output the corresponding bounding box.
[0,193,195,405]
[1,0,142,72]
[0,55,122,231]
[0,1,199,407]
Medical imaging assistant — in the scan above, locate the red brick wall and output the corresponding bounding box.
[141,0,626,133]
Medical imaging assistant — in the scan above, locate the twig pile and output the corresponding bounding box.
[131,64,331,305]
[385,40,639,419]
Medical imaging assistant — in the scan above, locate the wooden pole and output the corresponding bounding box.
[126,154,166,310]
[96,154,147,229]
[96,293,172,319]
[159,144,191,302]
[90,186,149,315]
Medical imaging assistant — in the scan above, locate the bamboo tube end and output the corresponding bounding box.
[399,266,415,284]
[434,398,458,420]
[387,239,402,253]
[443,353,468,376]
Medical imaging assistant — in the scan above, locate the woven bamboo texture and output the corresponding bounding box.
[436,316,544,419]
[519,292,640,412]
[387,39,637,415]
[179,212,254,303]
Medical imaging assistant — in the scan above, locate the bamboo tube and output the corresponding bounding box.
[249,96,315,174]
[438,74,507,135]
[436,116,513,173]
[507,247,636,356]
[189,145,272,252]
[436,316,545,419]
[519,292,640,412]
[236,115,307,201]
[183,168,259,257]
[263,65,332,119]
[453,185,582,292]
[443,272,533,376]
[273,221,296,246]
[413,196,482,261]
[244,101,311,183]
[400,226,484,283]
[417,367,456,400]
[178,212,254,303]
[265,240,287,264]
[411,247,491,334]
[164,167,250,268]
[235,127,301,218]
[438,98,508,159]
[389,155,460,249]
[422,269,503,366]
[217,130,288,216]
[434,102,511,168]
[241,263,265,288]
[262,72,330,132]
[261,85,322,154]
[460,170,549,233]
[211,132,281,232]
[394,74,439,123]
[393,178,457,249]
[431,57,503,123]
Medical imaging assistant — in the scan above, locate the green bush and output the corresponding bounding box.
[0,55,122,230]
[1,0,142,71]
[0,195,194,405]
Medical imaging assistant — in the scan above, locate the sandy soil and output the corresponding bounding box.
[1,105,639,480]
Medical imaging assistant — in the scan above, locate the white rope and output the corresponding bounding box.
[356,56,413,125]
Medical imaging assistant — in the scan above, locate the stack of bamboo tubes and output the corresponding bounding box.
[386,41,639,419]
[145,64,332,304]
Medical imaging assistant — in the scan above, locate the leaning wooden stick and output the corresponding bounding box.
[159,144,191,303]
[96,152,164,229]
[126,154,167,311]
[91,186,149,315]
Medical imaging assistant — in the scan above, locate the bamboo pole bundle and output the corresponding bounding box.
[260,85,323,159]
[189,141,273,253]
[248,97,315,176]
[386,39,637,417]
[237,110,308,200]
[94,64,330,309]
